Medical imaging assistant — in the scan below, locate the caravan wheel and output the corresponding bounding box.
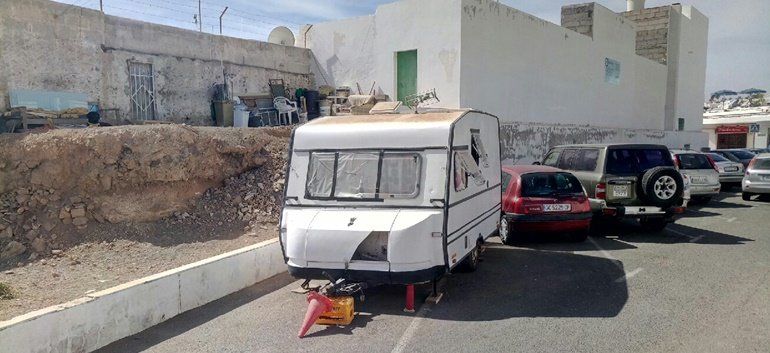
[456,242,480,272]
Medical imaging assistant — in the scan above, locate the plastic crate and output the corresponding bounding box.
[316,296,355,326]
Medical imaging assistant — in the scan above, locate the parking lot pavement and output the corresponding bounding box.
[98,192,770,353]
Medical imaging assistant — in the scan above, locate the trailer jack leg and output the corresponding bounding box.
[426,277,445,304]
[404,284,415,313]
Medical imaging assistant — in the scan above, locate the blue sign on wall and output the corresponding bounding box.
[605,58,620,85]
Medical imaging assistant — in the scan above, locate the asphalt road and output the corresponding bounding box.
[98,191,769,353]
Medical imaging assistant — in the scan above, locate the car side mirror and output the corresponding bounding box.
[532,161,542,165]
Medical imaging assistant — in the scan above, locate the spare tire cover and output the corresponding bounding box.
[640,167,684,208]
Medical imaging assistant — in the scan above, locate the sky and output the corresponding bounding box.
[55,0,770,98]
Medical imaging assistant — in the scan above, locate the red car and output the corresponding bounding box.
[499,165,592,244]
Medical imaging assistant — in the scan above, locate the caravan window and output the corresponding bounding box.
[307,152,336,197]
[305,150,422,200]
[380,153,421,198]
[335,152,379,198]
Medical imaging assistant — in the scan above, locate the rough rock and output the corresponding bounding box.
[1,241,26,261]
[31,237,47,253]
[70,207,86,219]
[72,217,88,226]
[0,227,11,239]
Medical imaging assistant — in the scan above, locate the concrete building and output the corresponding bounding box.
[702,106,770,149]
[0,0,314,125]
[302,0,709,162]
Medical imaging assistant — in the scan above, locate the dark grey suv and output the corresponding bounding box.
[541,144,687,231]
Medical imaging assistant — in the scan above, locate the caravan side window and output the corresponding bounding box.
[379,152,421,198]
[454,151,468,192]
[307,152,336,197]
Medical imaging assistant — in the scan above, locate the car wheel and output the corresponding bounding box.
[742,192,752,201]
[640,167,684,208]
[640,217,668,232]
[456,242,481,272]
[498,215,512,245]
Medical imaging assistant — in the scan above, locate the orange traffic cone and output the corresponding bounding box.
[298,291,333,338]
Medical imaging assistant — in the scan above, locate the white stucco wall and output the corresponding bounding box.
[460,0,667,129]
[303,0,462,108]
[0,0,313,124]
[666,5,709,132]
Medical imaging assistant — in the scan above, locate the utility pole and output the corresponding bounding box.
[198,0,202,32]
[99,0,103,13]
[219,6,228,35]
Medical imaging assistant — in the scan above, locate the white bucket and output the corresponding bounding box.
[320,106,331,116]
[234,109,249,127]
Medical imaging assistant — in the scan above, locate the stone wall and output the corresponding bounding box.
[622,6,671,64]
[500,122,707,165]
[0,0,314,125]
[560,3,595,37]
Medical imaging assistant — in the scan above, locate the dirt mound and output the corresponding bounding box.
[0,125,290,264]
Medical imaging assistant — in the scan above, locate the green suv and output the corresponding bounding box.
[540,144,688,231]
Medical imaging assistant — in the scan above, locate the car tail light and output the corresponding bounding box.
[673,155,681,169]
[705,154,719,172]
[746,158,756,175]
[595,182,606,200]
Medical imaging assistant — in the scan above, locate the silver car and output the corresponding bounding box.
[671,150,720,203]
[706,152,745,185]
[742,153,770,201]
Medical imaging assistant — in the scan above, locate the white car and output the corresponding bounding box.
[671,150,720,203]
[742,153,770,201]
[706,152,744,187]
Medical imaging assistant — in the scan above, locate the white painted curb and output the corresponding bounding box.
[0,238,285,353]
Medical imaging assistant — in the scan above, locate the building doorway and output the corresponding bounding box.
[396,50,417,103]
[128,62,156,121]
[717,133,747,149]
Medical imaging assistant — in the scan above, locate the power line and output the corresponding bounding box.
[156,0,303,26]
[102,3,272,38]
[118,0,298,35]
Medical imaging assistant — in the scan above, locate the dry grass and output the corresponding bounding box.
[0,282,15,300]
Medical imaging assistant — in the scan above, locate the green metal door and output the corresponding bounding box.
[396,50,417,103]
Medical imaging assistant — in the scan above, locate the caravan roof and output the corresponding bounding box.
[292,110,472,150]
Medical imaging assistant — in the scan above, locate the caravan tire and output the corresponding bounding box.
[456,243,480,272]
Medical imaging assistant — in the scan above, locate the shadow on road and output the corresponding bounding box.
[513,233,637,251]
[426,245,628,320]
[305,245,629,336]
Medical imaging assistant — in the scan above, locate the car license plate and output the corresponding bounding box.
[543,204,571,212]
[725,166,738,172]
[612,185,629,198]
[691,176,707,184]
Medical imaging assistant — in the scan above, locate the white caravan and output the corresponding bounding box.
[280,110,501,285]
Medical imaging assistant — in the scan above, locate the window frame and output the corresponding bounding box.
[304,149,423,202]
[542,150,561,167]
[557,148,599,172]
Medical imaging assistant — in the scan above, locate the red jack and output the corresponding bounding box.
[404,284,415,313]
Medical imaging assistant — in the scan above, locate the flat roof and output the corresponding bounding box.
[552,143,668,149]
[293,110,486,150]
[302,110,468,127]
